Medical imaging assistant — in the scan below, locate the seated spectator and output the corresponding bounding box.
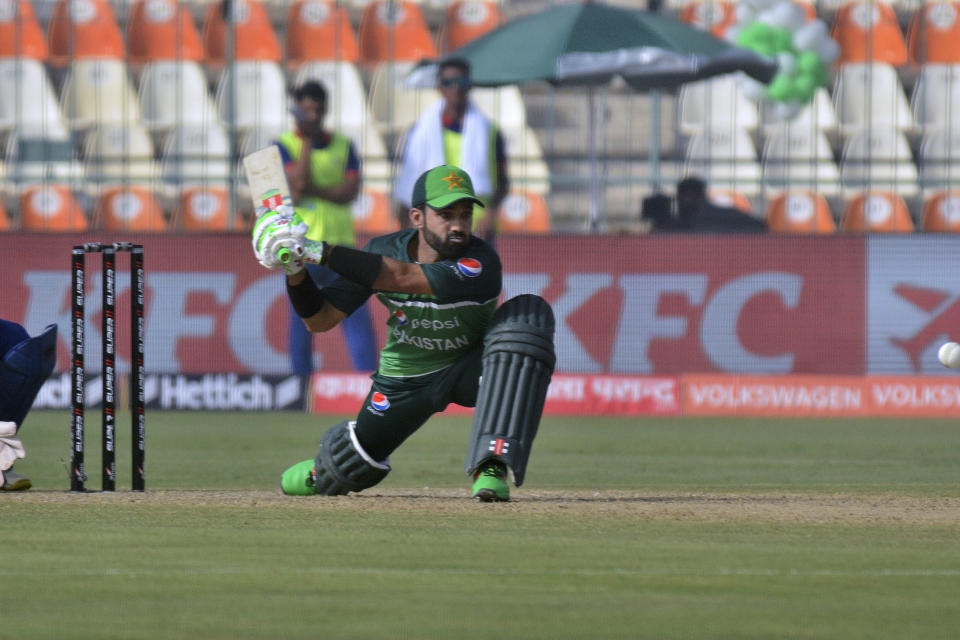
[663,176,767,233]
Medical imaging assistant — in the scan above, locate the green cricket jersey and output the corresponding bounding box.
[322,228,502,377]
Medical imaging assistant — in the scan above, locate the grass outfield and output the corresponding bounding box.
[3,411,960,639]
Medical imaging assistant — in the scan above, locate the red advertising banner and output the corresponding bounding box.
[309,373,681,416]
[682,374,960,417]
[0,232,885,376]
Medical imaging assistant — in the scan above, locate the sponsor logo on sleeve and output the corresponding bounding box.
[455,258,482,278]
[367,391,391,415]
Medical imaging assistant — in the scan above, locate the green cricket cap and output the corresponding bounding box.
[411,165,485,210]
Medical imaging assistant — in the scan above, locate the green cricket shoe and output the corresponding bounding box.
[281,459,317,495]
[472,460,509,502]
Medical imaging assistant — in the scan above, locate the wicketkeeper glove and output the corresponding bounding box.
[252,205,309,275]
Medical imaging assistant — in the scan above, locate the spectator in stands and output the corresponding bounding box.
[275,81,378,374]
[392,58,509,243]
[646,176,766,233]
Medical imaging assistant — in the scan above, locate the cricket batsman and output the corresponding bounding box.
[0,319,57,491]
[253,165,556,501]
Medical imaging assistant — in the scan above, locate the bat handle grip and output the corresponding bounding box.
[277,247,293,264]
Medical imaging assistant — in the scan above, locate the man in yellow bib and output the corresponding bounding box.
[392,58,509,243]
[275,81,377,374]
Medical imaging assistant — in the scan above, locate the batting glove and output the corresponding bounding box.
[252,205,309,275]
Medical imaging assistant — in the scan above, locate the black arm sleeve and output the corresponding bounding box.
[286,274,326,318]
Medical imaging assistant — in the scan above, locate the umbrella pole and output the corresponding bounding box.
[588,87,600,232]
[650,89,661,192]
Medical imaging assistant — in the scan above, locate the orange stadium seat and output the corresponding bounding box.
[908,2,960,65]
[351,189,398,235]
[359,0,437,65]
[0,198,9,230]
[19,184,88,231]
[127,0,205,65]
[765,191,837,233]
[286,0,359,66]
[47,0,126,66]
[921,190,960,231]
[498,191,550,233]
[830,1,908,66]
[441,0,501,53]
[679,0,737,39]
[203,0,281,65]
[95,186,167,231]
[175,186,230,230]
[841,191,914,232]
[0,0,48,60]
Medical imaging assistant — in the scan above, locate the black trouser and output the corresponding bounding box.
[354,346,483,461]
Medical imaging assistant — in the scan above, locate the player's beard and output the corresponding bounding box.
[423,225,469,260]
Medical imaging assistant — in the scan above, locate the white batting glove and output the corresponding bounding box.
[252,205,309,275]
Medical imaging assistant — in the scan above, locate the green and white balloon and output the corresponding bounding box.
[730,0,839,121]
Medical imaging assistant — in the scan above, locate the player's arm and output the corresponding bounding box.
[286,269,348,332]
[314,244,434,295]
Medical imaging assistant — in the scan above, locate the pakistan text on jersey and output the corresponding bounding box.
[391,328,471,351]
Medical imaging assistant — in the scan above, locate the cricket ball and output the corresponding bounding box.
[938,341,960,369]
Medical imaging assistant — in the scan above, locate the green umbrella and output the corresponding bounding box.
[406,2,778,229]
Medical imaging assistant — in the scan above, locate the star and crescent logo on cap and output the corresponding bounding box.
[441,170,464,190]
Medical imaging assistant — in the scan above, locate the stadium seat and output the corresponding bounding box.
[678,0,737,38]
[470,85,528,134]
[840,126,919,196]
[833,63,914,133]
[202,0,281,65]
[4,134,85,188]
[761,126,841,196]
[498,191,550,233]
[918,128,960,192]
[908,1,960,65]
[684,128,762,195]
[138,60,219,132]
[286,0,359,66]
[441,0,501,53]
[911,64,960,132]
[0,59,68,137]
[358,0,437,65]
[765,190,837,233]
[292,60,375,131]
[841,191,914,231]
[679,75,759,134]
[60,59,142,130]
[18,184,87,231]
[47,0,126,66]
[369,61,441,134]
[830,1,908,66]
[921,190,960,231]
[95,186,167,231]
[0,0,48,60]
[760,87,837,132]
[351,189,398,235]
[0,196,9,230]
[175,186,230,230]
[215,61,290,133]
[709,189,753,214]
[82,124,159,194]
[160,122,231,195]
[126,0,205,65]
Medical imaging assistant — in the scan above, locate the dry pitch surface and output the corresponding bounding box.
[8,489,960,525]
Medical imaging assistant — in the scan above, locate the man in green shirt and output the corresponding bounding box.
[253,165,555,502]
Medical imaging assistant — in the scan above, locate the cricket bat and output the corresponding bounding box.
[243,145,294,212]
[243,146,299,264]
